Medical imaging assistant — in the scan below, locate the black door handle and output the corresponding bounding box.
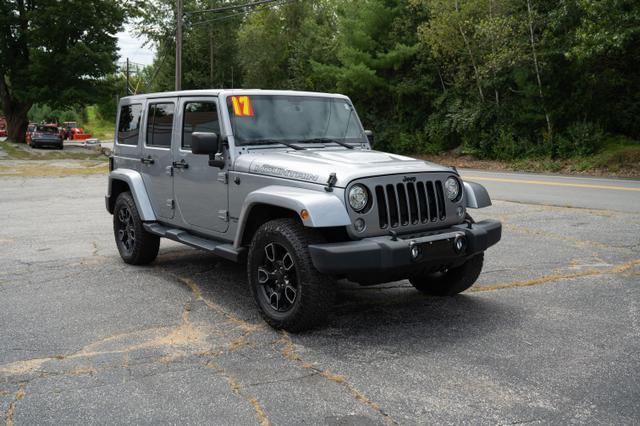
[172,160,189,169]
[140,156,155,165]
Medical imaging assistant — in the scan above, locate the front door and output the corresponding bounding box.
[140,100,176,220]
[173,97,229,234]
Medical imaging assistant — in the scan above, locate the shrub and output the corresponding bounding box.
[556,121,604,158]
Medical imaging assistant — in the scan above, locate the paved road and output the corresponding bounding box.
[460,169,640,213]
[0,172,638,424]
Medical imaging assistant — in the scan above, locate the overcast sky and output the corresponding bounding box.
[117,25,155,66]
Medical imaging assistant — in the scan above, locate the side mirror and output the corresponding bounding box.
[364,130,374,147]
[191,132,219,155]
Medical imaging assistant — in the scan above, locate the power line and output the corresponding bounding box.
[188,0,297,27]
[184,0,286,16]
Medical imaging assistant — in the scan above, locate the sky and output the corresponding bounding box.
[117,25,155,67]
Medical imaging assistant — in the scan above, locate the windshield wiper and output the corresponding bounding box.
[300,138,354,149]
[249,139,306,150]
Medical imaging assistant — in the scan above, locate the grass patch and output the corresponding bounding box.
[84,105,115,140]
[421,136,640,177]
[0,162,108,177]
[0,140,108,161]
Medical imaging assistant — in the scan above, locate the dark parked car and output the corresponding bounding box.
[30,125,63,149]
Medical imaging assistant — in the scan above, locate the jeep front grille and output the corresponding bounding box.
[375,180,447,229]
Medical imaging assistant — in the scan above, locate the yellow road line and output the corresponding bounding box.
[464,176,640,192]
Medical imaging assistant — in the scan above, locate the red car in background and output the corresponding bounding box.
[0,116,7,138]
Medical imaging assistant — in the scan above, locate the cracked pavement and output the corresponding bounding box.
[1,174,639,425]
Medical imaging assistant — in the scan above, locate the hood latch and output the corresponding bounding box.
[324,173,337,192]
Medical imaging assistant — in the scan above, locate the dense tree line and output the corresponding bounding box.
[140,0,639,158]
[0,0,125,143]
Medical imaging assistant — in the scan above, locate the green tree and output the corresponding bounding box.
[0,0,126,142]
[236,0,338,90]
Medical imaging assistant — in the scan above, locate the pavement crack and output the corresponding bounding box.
[474,258,640,292]
[207,361,270,426]
[168,272,263,335]
[276,332,398,425]
[503,224,633,252]
[248,372,319,386]
[4,385,25,426]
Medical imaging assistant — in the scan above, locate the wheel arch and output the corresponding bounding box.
[106,169,156,221]
[234,186,352,249]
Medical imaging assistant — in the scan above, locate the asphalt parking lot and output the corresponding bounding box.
[1,173,639,424]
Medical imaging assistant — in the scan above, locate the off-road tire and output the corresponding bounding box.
[409,253,484,296]
[247,218,335,332]
[113,191,160,265]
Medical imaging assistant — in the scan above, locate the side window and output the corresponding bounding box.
[117,104,142,145]
[182,101,220,149]
[146,103,175,148]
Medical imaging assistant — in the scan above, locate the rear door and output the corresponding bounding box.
[114,101,143,171]
[173,96,229,234]
[140,99,176,220]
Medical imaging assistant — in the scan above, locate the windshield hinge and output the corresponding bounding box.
[217,172,228,184]
[324,173,337,192]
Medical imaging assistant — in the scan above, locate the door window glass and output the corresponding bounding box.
[117,104,142,145]
[147,103,175,148]
[182,101,220,149]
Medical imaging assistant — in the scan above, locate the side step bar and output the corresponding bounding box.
[143,223,245,262]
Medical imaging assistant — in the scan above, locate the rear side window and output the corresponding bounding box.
[117,104,142,145]
[146,103,175,148]
[182,101,220,149]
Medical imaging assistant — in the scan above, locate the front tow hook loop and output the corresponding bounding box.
[453,234,466,253]
[410,241,420,260]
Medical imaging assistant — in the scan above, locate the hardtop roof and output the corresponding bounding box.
[121,89,349,101]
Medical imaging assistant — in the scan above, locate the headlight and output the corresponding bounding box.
[348,184,369,212]
[445,177,461,201]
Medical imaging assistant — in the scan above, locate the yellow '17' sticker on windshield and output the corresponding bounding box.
[231,96,254,117]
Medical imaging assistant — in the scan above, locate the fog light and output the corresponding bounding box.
[454,235,466,253]
[354,218,366,233]
[410,241,420,260]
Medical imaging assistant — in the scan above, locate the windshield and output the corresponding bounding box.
[37,126,58,134]
[227,95,365,146]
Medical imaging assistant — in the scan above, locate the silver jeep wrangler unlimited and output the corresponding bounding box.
[106,90,501,331]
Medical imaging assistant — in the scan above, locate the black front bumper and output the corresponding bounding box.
[308,219,501,275]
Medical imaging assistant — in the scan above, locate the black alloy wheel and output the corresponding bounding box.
[116,205,136,257]
[247,218,335,332]
[112,191,159,265]
[257,242,299,312]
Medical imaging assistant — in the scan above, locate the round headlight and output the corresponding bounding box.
[348,184,369,212]
[445,177,461,201]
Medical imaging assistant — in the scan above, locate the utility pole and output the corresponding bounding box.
[209,29,214,87]
[175,0,183,91]
[126,58,130,95]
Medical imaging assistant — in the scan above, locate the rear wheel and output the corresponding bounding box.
[409,253,484,296]
[247,218,335,332]
[113,191,160,265]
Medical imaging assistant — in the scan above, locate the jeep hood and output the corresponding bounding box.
[233,148,454,187]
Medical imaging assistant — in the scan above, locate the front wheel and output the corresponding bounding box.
[410,253,484,296]
[113,191,160,265]
[247,218,335,332]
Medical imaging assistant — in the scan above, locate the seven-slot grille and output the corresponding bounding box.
[374,180,447,229]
